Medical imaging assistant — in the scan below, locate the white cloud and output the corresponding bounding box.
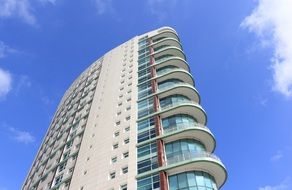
[14,75,31,95]
[147,0,191,21]
[0,68,12,100]
[0,41,17,58]
[95,0,113,15]
[0,0,56,25]
[259,177,291,190]
[38,0,56,5]
[0,0,36,25]
[41,96,53,105]
[270,150,283,162]
[9,127,35,144]
[241,0,292,98]
[147,0,178,20]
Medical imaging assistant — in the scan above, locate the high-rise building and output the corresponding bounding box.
[23,27,227,190]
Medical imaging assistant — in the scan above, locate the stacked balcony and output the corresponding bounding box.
[137,28,227,190]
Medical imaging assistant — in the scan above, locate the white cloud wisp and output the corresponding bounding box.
[0,68,12,100]
[0,0,56,25]
[259,177,291,190]
[0,41,17,58]
[0,0,36,25]
[95,0,113,15]
[9,127,35,144]
[241,0,292,98]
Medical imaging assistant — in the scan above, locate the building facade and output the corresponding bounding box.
[23,27,227,190]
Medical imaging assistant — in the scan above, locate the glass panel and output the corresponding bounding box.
[169,175,178,190]
[178,173,188,189]
[187,172,196,186]
[168,171,218,190]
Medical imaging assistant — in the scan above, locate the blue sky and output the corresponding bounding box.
[0,0,292,189]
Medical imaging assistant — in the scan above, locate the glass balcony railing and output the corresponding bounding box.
[158,82,193,91]
[156,67,178,76]
[152,36,167,43]
[166,151,222,166]
[163,122,209,134]
[160,100,197,111]
[153,45,171,52]
[155,55,175,64]
[156,68,187,77]
[154,46,180,55]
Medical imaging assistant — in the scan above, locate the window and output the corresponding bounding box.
[137,127,156,143]
[120,184,127,190]
[126,116,131,121]
[118,102,122,106]
[124,126,130,132]
[55,174,63,185]
[122,167,128,174]
[116,121,121,126]
[117,111,121,116]
[124,138,130,144]
[168,171,218,190]
[165,139,206,162]
[138,117,155,131]
[137,142,157,158]
[111,156,117,164]
[137,174,160,190]
[66,141,73,149]
[113,143,119,149]
[126,97,131,102]
[123,151,129,158]
[126,106,131,111]
[114,131,120,137]
[65,180,70,187]
[63,151,70,159]
[72,155,77,160]
[162,114,198,131]
[58,161,67,172]
[137,157,158,174]
[69,167,74,173]
[75,143,80,149]
[109,171,116,179]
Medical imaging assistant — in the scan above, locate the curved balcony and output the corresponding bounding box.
[138,82,200,107]
[152,29,179,43]
[158,26,178,34]
[160,101,207,125]
[152,37,182,51]
[154,56,190,72]
[156,68,194,86]
[158,82,200,103]
[165,152,227,188]
[162,123,215,153]
[152,46,186,61]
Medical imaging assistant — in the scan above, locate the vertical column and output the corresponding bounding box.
[148,39,168,190]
